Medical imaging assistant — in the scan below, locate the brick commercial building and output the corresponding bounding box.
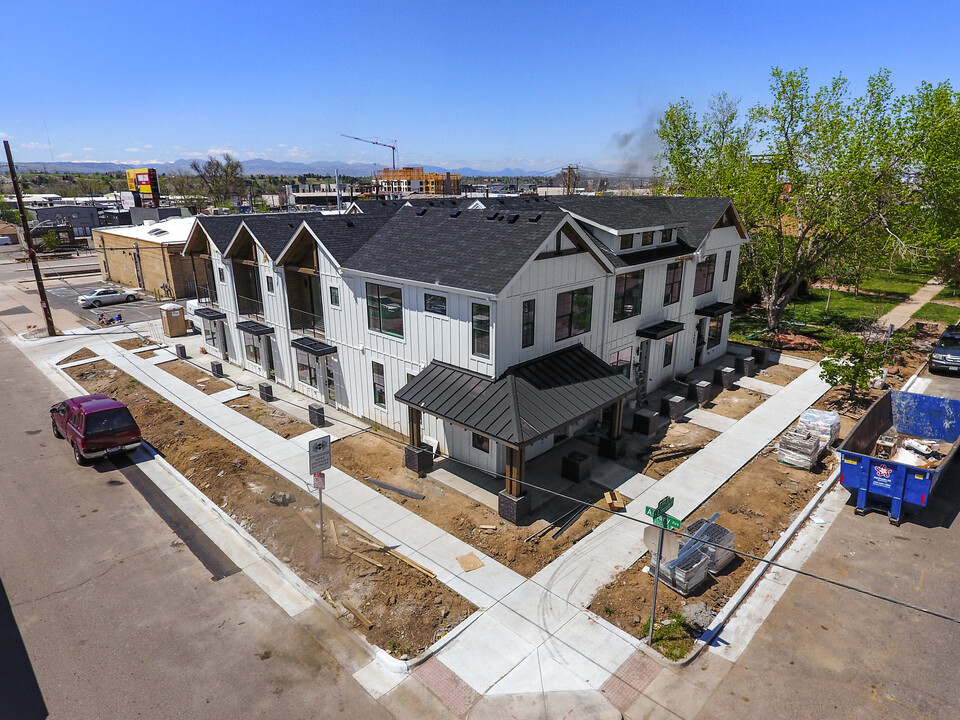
[93,217,198,299]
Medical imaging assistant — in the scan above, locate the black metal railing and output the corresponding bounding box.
[289,307,325,338]
[196,285,219,306]
[236,293,264,319]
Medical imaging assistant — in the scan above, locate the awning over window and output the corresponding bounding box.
[395,343,635,449]
[636,320,685,340]
[291,337,337,357]
[235,320,273,336]
[195,307,226,321]
[695,301,736,317]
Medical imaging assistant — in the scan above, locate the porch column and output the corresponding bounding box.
[505,445,525,497]
[609,399,624,441]
[408,407,422,448]
[403,407,431,477]
[499,444,530,524]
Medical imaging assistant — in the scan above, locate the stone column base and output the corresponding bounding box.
[404,445,433,477]
[498,491,530,525]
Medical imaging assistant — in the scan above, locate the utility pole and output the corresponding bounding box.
[4,141,56,337]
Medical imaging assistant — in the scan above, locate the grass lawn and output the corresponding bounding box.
[935,284,960,302]
[912,302,960,324]
[856,268,931,298]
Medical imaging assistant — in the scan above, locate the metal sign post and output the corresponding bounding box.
[644,496,679,647]
[309,436,331,558]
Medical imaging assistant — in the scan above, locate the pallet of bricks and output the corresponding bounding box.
[778,408,841,470]
[650,514,736,596]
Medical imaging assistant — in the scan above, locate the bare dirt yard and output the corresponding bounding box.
[226,396,315,438]
[157,359,233,395]
[113,337,154,351]
[57,347,97,365]
[702,386,766,420]
[63,357,475,658]
[756,361,806,386]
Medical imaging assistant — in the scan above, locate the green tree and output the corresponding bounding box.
[656,68,917,331]
[189,153,245,205]
[819,330,908,398]
[0,198,21,224]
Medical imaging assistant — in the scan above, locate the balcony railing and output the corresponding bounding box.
[236,293,264,319]
[196,285,219,306]
[290,307,325,339]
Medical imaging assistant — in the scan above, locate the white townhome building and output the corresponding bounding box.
[182,196,748,520]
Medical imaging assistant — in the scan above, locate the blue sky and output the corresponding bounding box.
[2,1,957,174]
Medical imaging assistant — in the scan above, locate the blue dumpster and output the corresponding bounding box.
[838,390,960,525]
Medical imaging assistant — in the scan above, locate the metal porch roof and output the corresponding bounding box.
[291,337,337,357]
[636,320,685,340]
[695,301,736,317]
[195,307,226,321]
[235,320,274,336]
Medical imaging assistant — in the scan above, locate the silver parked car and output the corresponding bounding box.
[77,287,138,308]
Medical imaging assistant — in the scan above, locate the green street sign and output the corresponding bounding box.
[657,496,674,514]
[654,514,681,531]
[644,505,656,519]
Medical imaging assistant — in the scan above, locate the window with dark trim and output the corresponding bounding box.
[663,262,683,306]
[296,349,318,387]
[555,286,593,340]
[708,316,723,348]
[693,254,716,296]
[372,361,386,408]
[609,348,632,377]
[641,231,654,246]
[723,250,732,282]
[217,266,225,283]
[366,282,403,338]
[329,286,340,307]
[472,433,489,453]
[613,270,644,322]
[424,293,447,315]
[620,234,634,250]
[663,335,674,367]
[472,303,490,358]
[521,299,536,348]
[265,275,274,294]
[661,228,674,244]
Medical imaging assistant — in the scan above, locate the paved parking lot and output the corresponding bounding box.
[41,278,167,326]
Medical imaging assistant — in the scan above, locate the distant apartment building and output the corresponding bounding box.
[374,167,461,196]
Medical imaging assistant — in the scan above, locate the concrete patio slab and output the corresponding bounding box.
[209,387,249,402]
[735,376,784,395]
[684,408,737,432]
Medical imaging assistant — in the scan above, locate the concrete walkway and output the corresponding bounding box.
[877,279,943,330]
[14,326,836,718]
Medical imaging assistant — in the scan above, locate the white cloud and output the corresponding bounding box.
[58,152,73,159]
[143,144,153,149]
[206,146,235,156]
[81,146,94,152]
[0,131,10,139]
[21,141,47,149]
[277,143,287,148]
[284,146,310,159]
[125,147,139,152]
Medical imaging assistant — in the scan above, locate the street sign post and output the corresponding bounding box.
[308,437,332,557]
[645,495,679,647]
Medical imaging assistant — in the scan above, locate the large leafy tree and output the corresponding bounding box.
[656,68,919,331]
[189,153,245,206]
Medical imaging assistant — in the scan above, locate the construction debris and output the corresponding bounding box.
[268,491,296,506]
[365,477,426,500]
[778,409,840,469]
[456,552,484,572]
[603,490,627,512]
[341,599,374,629]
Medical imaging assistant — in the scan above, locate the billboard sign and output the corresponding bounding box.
[120,191,137,209]
[126,168,151,193]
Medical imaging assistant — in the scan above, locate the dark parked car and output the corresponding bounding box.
[930,325,960,373]
[50,394,142,465]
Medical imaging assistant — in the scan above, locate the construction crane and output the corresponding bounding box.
[341,134,397,170]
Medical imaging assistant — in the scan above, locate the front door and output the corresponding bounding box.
[325,359,337,404]
[695,318,708,367]
[635,340,650,405]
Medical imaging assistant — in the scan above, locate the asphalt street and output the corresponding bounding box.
[0,334,392,720]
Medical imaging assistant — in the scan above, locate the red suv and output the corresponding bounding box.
[50,395,142,465]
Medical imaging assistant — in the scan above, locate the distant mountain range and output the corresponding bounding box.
[12,158,547,177]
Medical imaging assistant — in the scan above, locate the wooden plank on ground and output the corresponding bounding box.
[341,600,374,629]
[387,549,436,578]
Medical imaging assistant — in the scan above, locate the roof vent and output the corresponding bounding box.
[345,219,355,227]
[486,212,499,221]
[528,213,542,223]
[449,210,461,218]
[507,213,520,224]
[417,208,428,216]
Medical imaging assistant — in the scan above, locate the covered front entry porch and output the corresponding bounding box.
[394,344,635,524]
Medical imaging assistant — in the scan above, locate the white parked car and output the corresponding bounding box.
[77,287,138,308]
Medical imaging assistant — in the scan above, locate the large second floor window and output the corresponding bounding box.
[521,299,536,348]
[556,286,593,341]
[613,270,644,322]
[472,303,490,358]
[366,282,403,338]
[723,249,732,282]
[693,254,716,296]
[663,262,683,306]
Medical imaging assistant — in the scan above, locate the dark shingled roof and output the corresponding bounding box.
[354,197,464,216]
[344,206,569,294]
[395,344,635,448]
[195,215,244,253]
[299,214,395,265]
[239,212,329,261]
[661,196,739,245]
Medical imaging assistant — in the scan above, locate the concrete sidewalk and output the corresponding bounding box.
[14,326,838,719]
[877,279,943,330]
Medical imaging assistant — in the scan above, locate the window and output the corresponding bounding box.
[296,349,318,387]
[521,299,536,348]
[620,234,634,250]
[242,331,260,365]
[555,287,593,340]
[472,303,490,358]
[325,361,336,402]
[202,318,217,347]
[723,250,732,282]
[609,348,632,377]
[613,270,644,322]
[266,275,274,294]
[372,361,386,408]
[218,267,225,283]
[555,230,563,253]
[663,262,683,306]
[693,254,717,296]
[663,336,674,367]
[641,231,654,246]
[366,283,404,338]
[329,286,340,307]
[472,433,490,453]
[425,293,447,315]
[661,228,674,244]
[708,316,723,348]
